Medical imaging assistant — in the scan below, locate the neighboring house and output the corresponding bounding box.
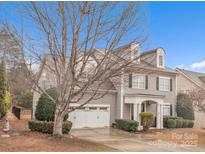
[176,68,205,128]
[33,42,178,129]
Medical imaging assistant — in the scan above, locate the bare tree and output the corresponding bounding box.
[9,1,147,136]
[189,89,205,112]
[0,27,32,105]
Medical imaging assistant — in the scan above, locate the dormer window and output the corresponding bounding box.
[156,48,165,68]
[159,55,163,67]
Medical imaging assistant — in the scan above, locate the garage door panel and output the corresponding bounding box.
[68,105,110,129]
[97,111,110,127]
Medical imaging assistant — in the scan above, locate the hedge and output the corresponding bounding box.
[140,112,154,131]
[163,116,183,127]
[164,116,194,128]
[187,120,194,128]
[28,120,72,134]
[167,119,177,128]
[176,119,183,128]
[182,120,189,128]
[115,119,139,132]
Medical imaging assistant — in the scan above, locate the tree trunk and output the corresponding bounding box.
[53,109,64,136]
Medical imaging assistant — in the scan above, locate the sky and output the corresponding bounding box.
[1,2,205,72]
[146,1,205,72]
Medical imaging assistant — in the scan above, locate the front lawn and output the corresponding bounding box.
[0,131,116,152]
[148,128,205,145]
[0,115,117,152]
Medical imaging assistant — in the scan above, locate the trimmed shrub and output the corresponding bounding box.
[35,88,68,122]
[35,88,57,121]
[28,120,72,134]
[182,119,189,128]
[163,116,183,128]
[176,93,195,120]
[140,112,154,131]
[187,120,194,128]
[115,119,139,132]
[176,119,183,128]
[167,119,177,128]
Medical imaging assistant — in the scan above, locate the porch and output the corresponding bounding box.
[125,94,172,129]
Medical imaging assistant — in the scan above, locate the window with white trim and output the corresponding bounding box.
[159,77,170,91]
[163,105,171,116]
[159,55,163,66]
[132,74,145,89]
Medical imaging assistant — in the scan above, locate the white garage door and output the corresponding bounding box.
[68,105,110,129]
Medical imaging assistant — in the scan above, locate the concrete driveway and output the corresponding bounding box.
[71,128,205,152]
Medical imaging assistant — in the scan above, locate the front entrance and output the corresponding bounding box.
[142,101,157,127]
[125,96,165,129]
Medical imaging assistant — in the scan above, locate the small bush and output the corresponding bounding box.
[115,119,139,132]
[176,119,183,128]
[167,119,177,128]
[187,120,194,128]
[35,88,57,121]
[140,112,153,131]
[182,120,189,128]
[35,88,67,122]
[163,116,183,128]
[28,120,72,134]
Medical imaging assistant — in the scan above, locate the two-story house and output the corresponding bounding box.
[32,42,178,129]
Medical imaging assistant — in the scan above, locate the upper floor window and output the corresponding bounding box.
[159,77,170,91]
[130,74,146,89]
[159,55,163,66]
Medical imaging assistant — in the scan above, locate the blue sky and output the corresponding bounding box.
[146,1,205,72]
[1,2,205,72]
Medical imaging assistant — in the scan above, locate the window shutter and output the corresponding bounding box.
[156,77,159,90]
[170,79,173,92]
[145,75,148,89]
[129,73,132,88]
[170,104,173,116]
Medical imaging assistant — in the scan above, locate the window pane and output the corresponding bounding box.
[163,105,170,116]
[132,75,145,89]
[159,56,163,66]
[159,78,170,91]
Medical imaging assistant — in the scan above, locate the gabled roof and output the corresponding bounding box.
[140,47,165,57]
[140,48,158,57]
[176,68,205,90]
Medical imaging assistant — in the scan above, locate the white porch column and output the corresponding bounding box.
[133,104,138,121]
[120,73,124,119]
[156,103,161,129]
[144,103,147,112]
[137,103,141,125]
[160,104,164,129]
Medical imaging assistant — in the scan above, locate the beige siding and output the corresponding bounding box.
[177,74,205,128]
[177,74,199,92]
[123,72,177,117]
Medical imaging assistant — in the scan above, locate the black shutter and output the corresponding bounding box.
[145,75,148,89]
[129,73,132,88]
[156,77,159,90]
[170,104,173,116]
[170,79,173,92]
